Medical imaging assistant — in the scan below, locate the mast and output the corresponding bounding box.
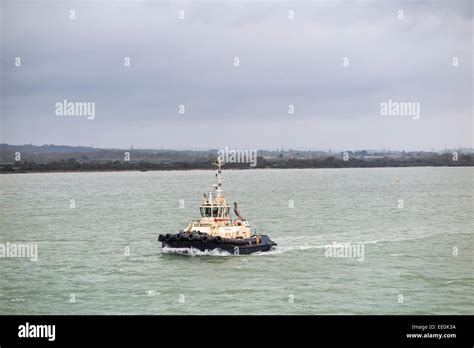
[213,155,224,198]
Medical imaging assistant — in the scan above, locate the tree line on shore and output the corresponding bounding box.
[1,153,472,173]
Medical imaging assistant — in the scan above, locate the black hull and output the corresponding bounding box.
[158,232,277,255]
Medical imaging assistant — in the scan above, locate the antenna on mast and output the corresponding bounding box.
[213,155,224,198]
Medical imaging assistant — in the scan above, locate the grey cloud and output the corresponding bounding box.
[1,0,472,149]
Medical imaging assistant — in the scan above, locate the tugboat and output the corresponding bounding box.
[158,156,277,255]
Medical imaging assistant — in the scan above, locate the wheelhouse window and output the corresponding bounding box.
[201,206,229,218]
[201,206,214,217]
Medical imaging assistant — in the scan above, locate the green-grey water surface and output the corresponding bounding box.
[0,167,473,314]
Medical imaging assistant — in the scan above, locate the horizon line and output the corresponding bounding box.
[1,143,473,153]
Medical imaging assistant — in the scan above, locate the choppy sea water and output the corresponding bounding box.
[0,167,473,314]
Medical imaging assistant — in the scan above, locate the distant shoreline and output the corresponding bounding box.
[2,163,473,174]
[1,144,473,173]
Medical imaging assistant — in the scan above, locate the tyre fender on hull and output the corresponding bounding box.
[200,235,210,243]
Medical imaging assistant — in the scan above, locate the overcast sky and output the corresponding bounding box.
[1,0,472,150]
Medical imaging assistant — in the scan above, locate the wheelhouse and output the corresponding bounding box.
[199,205,230,218]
